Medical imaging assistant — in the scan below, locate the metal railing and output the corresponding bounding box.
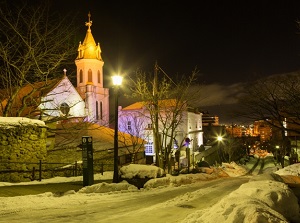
[0,151,146,182]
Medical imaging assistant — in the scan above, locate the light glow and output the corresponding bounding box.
[112,75,123,86]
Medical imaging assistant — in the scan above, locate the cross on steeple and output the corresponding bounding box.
[85,12,92,30]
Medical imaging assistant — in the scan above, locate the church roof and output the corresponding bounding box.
[76,12,102,60]
[0,74,70,117]
[54,122,145,152]
[121,99,183,111]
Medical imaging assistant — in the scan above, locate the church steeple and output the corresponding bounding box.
[76,12,102,60]
[75,12,109,126]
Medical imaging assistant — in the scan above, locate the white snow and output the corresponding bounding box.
[0,117,45,126]
[0,161,299,223]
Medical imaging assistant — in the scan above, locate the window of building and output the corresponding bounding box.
[127,121,132,130]
[147,123,152,129]
[88,69,92,82]
[60,102,70,115]
[97,70,101,83]
[96,101,99,120]
[100,102,103,120]
[145,142,153,154]
[79,70,83,83]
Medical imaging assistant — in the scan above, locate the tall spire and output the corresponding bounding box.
[76,12,102,60]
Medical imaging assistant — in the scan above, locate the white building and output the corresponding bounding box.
[118,100,204,165]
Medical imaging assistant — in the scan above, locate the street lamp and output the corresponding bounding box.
[217,135,223,163]
[112,74,123,183]
[217,136,223,142]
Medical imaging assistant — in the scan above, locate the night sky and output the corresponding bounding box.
[54,0,300,123]
[57,0,300,86]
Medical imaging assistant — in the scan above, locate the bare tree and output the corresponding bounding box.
[237,72,300,167]
[126,63,202,172]
[222,136,244,162]
[0,1,78,117]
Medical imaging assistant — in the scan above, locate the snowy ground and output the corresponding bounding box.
[0,154,300,223]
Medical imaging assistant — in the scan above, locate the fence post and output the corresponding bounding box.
[101,163,104,175]
[75,161,78,177]
[39,160,42,181]
[32,167,35,181]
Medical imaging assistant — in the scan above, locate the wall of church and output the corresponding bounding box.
[0,118,47,182]
[39,77,86,118]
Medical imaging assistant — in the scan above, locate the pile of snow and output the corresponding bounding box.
[275,163,300,176]
[78,181,138,194]
[119,164,165,179]
[183,179,299,223]
[221,161,248,177]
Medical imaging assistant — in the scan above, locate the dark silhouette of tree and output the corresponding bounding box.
[0,1,78,117]
[237,72,300,167]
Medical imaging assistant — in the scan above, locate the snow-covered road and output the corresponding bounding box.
[0,177,249,223]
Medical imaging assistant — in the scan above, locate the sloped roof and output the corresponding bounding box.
[54,121,145,152]
[122,99,183,111]
[0,76,64,117]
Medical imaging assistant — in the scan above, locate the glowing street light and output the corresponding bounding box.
[217,136,223,142]
[112,74,123,183]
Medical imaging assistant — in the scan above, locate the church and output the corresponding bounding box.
[0,13,110,126]
[41,12,109,125]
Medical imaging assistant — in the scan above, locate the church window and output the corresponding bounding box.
[88,69,92,82]
[96,101,99,120]
[79,70,83,83]
[97,70,101,83]
[100,102,103,120]
[60,102,70,115]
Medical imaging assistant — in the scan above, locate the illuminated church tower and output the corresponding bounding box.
[75,13,109,126]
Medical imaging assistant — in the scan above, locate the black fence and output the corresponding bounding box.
[0,151,146,182]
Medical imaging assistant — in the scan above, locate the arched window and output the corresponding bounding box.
[79,70,83,83]
[60,102,70,115]
[96,101,99,120]
[100,102,103,120]
[97,70,101,83]
[88,69,92,82]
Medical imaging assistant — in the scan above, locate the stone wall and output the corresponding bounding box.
[0,117,47,182]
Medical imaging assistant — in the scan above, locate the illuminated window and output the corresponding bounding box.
[60,102,70,115]
[145,142,154,154]
[88,69,92,82]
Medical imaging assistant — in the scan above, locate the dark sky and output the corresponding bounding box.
[53,0,300,124]
[58,0,300,86]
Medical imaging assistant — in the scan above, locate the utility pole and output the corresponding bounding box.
[153,62,160,167]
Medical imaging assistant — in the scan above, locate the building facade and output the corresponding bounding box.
[118,100,204,164]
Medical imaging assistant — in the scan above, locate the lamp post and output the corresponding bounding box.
[217,135,223,163]
[112,74,123,183]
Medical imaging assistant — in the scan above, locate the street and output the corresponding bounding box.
[0,176,250,223]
